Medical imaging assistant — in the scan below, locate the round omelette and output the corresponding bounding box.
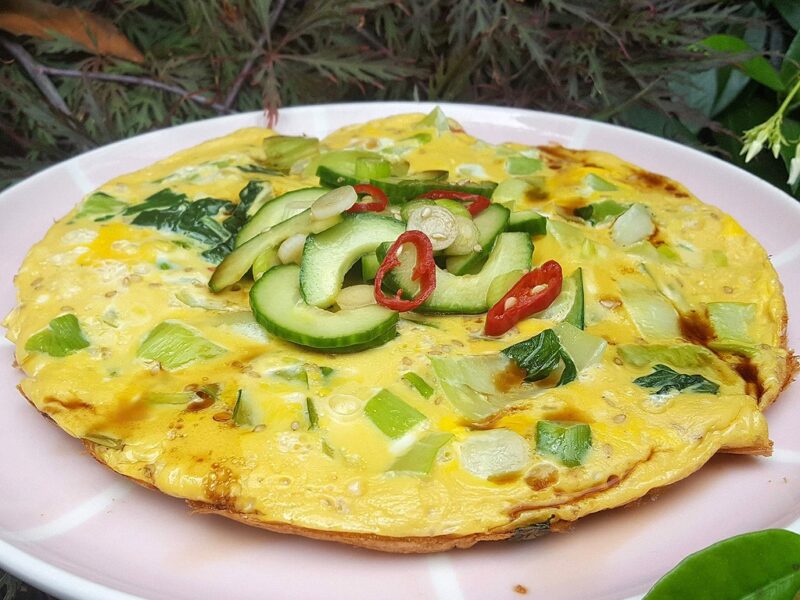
[4,110,795,552]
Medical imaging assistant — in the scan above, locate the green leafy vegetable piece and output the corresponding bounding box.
[232,389,262,427]
[402,372,434,399]
[574,199,628,225]
[536,420,591,467]
[25,314,90,357]
[262,135,320,172]
[501,328,577,386]
[272,364,309,387]
[320,366,334,377]
[553,322,606,372]
[643,529,800,600]
[364,389,426,439]
[306,397,319,430]
[506,156,542,175]
[137,321,225,369]
[634,364,720,395]
[74,191,125,221]
[237,164,282,175]
[124,189,185,215]
[418,106,450,132]
[617,344,716,369]
[391,432,453,473]
[707,302,755,342]
[430,354,517,421]
[700,35,785,92]
[584,173,618,191]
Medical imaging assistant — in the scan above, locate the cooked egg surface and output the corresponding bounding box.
[4,114,791,544]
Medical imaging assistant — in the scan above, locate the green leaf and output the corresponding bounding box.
[364,389,426,439]
[123,189,186,215]
[137,321,226,369]
[701,35,785,92]
[780,30,800,87]
[74,191,125,221]
[536,420,591,467]
[501,328,577,385]
[25,314,90,357]
[643,529,800,600]
[774,0,800,31]
[633,364,720,395]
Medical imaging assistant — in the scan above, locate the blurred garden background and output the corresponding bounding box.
[1,0,800,197]
[0,0,799,597]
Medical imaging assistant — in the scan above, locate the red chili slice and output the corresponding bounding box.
[484,260,563,336]
[347,184,389,213]
[374,230,436,312]
[417,190,491,216]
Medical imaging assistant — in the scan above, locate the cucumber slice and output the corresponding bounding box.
[445,204,510,275]
[236,187,328,247]
[400,198,471,221]
[534,268,585,329]
[250,265,398,351]
[380,232,532,314]
[209,209,342,292]
[368,170,448,203]
[300,213,405,308]
[316,150,384,186]
[485,269,526,308]
[361,252,380,282]
[508,210,547,236]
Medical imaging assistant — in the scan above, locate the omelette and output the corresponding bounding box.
[4,109,795,553]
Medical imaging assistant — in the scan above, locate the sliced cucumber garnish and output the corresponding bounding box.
[250,265,398,351]
[361,252,380,282]
[209,209,342,292]
[445,204,510,275]
[316,150,384,187]
[379,232,532,314]
[508,210,547,236]
[236,187,329,247]
[370,173,496,204]
[300,213,405,308]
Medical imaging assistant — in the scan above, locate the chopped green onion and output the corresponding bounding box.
[536,421,591,467]
[402,372,435,399]
[262,135,320,172]
[364,389,426,439]
[83,433,124,449]
[25,314,90,357]
[232,389,262,427]
[137,321,226,369]
[272,364,309,387]
[320,366,334,377]
[306,397,319,430]
[321,439,335,457]
[391,432,452,473]
[506,156,542,175]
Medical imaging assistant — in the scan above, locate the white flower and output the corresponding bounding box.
[788,145,800,186]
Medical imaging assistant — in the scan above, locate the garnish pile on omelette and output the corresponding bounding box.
[5,109,795,552]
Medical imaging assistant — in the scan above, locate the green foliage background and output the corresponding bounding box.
[1,0,799,195]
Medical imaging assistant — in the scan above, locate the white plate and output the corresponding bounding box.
[0,102,798,600]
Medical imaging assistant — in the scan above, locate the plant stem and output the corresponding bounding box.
[1,37,72,116]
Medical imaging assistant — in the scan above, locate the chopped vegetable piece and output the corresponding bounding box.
[374,230,436,312]
[584,173,618,191]
[316,150,384,186]
[402,372,435,399]
[484,260,563,336]
[536,421,591,467]
[320,366,334,377]
[263,135,319,172]
[83,433,123,449]
[430,354,516,421]
[336,284,377,310]
[574,200,629,225]
[25,314,90,357]
[501,328,577,386]
[137,321,225,369]
[612,203,655,246]
[491,177,546,207]
[634,364,720,395]
[74,191,125,221]
[417,190,490,216]
[618,344,716,369]
[620,282,681,340]
[507,210,548,236]
[418,106,451,132]
[306,397,319,430]
[355,157,392,180]
[232,389,262,427]
[364,389,426,439]
[272,364,309,386]
[533,267,584,329]
[486,269,527,308]
[707,302,756,342]
[310,186,357,220]
[553,322,606,372]
[506,156,542,175]
[460,429,530,479]
[391,432,452,473]
[406,205,457,251]
[361,252,380,282]
[347,184,389,213]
